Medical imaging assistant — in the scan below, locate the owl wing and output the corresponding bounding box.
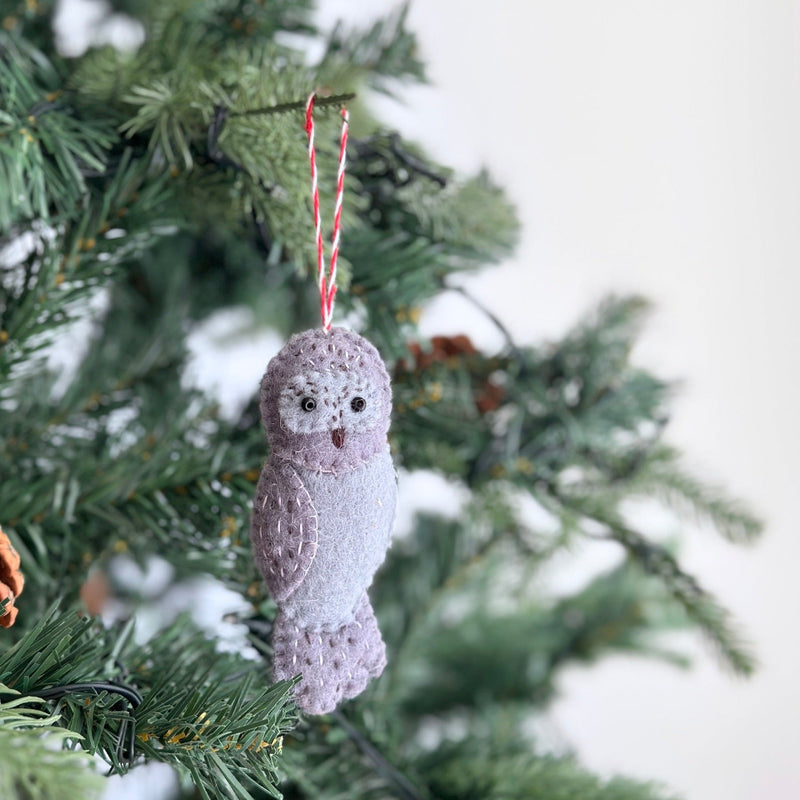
[250,460,318,603]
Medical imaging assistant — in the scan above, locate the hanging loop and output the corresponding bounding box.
[304,92,349,331]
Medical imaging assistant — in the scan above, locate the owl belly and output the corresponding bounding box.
[281,448,396,630]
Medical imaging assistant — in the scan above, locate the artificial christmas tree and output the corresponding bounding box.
[0,2,760,798]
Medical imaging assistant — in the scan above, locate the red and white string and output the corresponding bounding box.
[304,92,349,332]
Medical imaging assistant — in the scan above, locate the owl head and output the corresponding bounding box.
[260,327,392,473]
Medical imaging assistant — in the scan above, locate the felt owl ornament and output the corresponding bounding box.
[250,327,397,714]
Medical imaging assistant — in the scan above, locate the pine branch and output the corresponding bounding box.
[386,549,696,718]
[573,512,756,675]
[0,32,113,229]
[633,444,763,543]
[0,604,297,796]
[422,747,681,800]
[0,149,176,382]
[319,3,427,95]
[0,686,104,800]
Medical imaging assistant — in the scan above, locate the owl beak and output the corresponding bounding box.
[331,427,346,449]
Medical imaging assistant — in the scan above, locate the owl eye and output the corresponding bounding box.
[351,396,366,412]
[300,397,317,412]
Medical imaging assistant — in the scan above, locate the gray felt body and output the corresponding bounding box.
[250,326,397,715]
[281,447,396,628]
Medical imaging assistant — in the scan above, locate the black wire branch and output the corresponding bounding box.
[386,132,448,187]
[29,681,143,767]
[351,133,449,188]
[30,681,143,708]
[205,105,280,200]
[445,281,522,357]
[207,104,249,173]
[331,710,427,800]
[241,616,275,639]
[251,207,274,257]
[230,92,356,118]
[26,100,65,119]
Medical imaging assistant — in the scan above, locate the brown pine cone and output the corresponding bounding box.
[0,526,24,628]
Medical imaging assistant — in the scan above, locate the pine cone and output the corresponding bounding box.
[399,335,479,371]
[80,569,110,616]
[0,527,24,628]
[398,334,507,415]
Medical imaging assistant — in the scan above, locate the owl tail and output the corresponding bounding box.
[272,594,387,715]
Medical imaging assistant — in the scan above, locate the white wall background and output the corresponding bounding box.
[324,2,799,799]
[54,1,800,798]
